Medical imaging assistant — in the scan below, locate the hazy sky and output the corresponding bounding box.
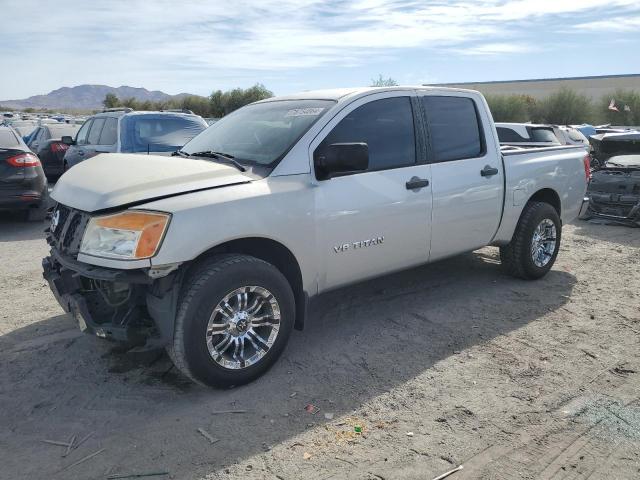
[1,0,639,99]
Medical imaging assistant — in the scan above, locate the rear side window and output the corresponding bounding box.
[423,96,483,162]
[98,118,118,145]
[0,129,20,148]
[120,115,207,153]
[567,129,586,143]
[76,120,92,145]
[319,97,416,171]
[87,118,106,145]
[497,127,529,143]
[528,127,559,143]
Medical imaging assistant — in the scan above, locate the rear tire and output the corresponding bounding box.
[25,189,49,222]
[167,254,295,388]
[500,202,561,280]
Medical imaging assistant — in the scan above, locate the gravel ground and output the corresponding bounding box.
[0,211,639,480]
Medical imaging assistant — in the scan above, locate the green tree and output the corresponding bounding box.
[532,87,592,124]
[209,90,224,117]
[103,93,120,109]
[485,94,536,122]
[208,83,273,117]
[598,89,640,126]
[371,74,398,87]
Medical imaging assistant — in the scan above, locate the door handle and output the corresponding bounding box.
[481,165,499,177]
[406,176,430,190]
[77,150,85,155]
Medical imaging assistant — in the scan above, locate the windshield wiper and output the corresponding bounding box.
[184,150,246,172]
[172,149,189,157]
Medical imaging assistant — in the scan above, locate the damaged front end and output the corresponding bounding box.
[42,204,182,348]
[584,162,640,227]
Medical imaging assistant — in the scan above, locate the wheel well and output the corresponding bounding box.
[528,188,561,216]
[192,238,306,330]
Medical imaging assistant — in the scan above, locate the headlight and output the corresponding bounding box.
[80,211,170,260]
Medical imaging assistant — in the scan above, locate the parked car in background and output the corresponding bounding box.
[27,123,80,179]
[8,120,39,140]
[552,126,589,149]
[62,109,208,170]
[44,86,590,387]
[594,125,630,135]
[573,124,597,139]
[0,126,48,221]
[589,131,640,169]
[582,154,640,227]
[495,123,561,148]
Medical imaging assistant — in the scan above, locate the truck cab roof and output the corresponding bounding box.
[259,85,481,103]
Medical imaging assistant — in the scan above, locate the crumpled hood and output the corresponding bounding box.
[51,153,252,212]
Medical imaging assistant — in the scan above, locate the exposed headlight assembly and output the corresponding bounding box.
[80,211,171,260]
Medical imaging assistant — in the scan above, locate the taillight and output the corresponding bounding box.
[50,142,69,153]
[583,154,591,181]
[6,153,41,167]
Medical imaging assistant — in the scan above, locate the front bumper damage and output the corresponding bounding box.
[43,250,181,347]
[583,167,640,227]
[43,202,182,347]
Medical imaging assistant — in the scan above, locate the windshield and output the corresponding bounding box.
[181,100,335,166]
[48,125,79,138]
[120,114,207,153]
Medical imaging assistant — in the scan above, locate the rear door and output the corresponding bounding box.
[82,117,106,160]
[64,119,92,167]
[30,127,48,154]
[95,117,118,153]
[418,93,503,261]
[26,127,42,152]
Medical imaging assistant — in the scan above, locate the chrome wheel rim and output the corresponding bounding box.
[206,286,280,370]
[531,219,557,268]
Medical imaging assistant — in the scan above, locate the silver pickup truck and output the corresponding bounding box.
[43,86,590,387]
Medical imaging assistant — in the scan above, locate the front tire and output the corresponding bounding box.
[168,254,295,388]
[500,201,561,280]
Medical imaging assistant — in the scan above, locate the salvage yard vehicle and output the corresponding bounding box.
[61,108,208,170]
[27,123,80,179]
[0,125,48,221]
[496,122,561,148]
[43,87,590,388]
[579,132,640,226]
[581,151,640,227]
[552,125,590,149]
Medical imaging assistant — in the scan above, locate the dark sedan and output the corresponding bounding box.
[27,123,80,179]
[0,126,48,221]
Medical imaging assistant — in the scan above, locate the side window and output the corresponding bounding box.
[98,118,118,145]
[497,127,528,143]
[319,97,416,172]
[41,128,51,141]
[528,127,559,143]
[87,118,105,145]
[423,96,483,162]
[76,120,92,145]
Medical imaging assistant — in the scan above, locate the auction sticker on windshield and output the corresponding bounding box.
[285,108,325,117]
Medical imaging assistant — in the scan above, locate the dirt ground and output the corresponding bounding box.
[0,211,639,480]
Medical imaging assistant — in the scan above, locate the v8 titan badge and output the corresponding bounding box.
[334,236,384,253]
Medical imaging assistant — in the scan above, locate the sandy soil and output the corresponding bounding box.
[0,211,639,480]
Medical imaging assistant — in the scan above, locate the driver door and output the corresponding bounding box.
[311,92,433,292]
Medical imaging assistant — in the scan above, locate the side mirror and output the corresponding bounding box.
[314,142,369,180]
[61,135,74,146]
